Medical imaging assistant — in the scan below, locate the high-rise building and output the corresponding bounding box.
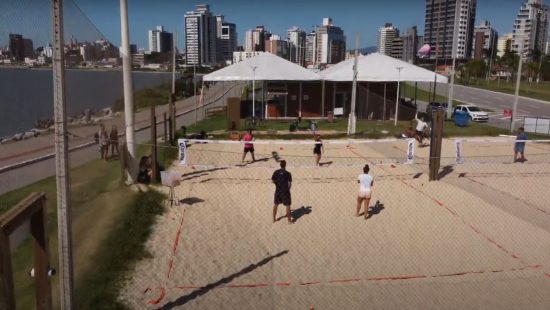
[424,0,477,60]
[8,34,24,61]
[546,37,550,53]
[472,20,498,60]
[378,23,399,55]
[245,26,269,52]
[287,27,306,65]
[216,15,237,64]
[389,36,404,59]
[265,35,289,59]
[402,26,420,63]
[148,26,173,54]
[22,38,34,59]
[497,33,513,57]
[315,17,346,65]
[304,31,316,67]
[511,0,549,58]
[185,4,217,65]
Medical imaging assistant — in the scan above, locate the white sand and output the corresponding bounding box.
[120,138,550,309]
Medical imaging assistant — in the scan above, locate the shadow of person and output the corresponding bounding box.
[179,197,205,206]
[319,161,333,167]
[291,206,312,223]
[157,250,289,309]
[367,200,385,219]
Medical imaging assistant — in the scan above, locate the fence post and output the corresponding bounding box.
[429,109,445,181]
[0,229,15,310]
[151,106,158,182]
[163,112,168,143]
[31,195,52,310]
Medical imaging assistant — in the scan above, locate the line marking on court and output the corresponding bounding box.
[347,147,525,262]
[143,264,544,305]
[166,208,186,279]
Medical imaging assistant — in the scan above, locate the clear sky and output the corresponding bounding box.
[76,0,527,50]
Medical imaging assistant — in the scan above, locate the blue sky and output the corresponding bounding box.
[76,0,525,50]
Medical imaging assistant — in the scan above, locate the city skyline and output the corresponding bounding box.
[75,0,528,50]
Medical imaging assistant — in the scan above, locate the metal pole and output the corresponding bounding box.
[194,63,197,126]
[447,3,460,119]
[120,0,135,183]
[394,67,403,126]
[348,33,359,135]
[486,32,495,81]
[52,1,74,308]
[321,80,325,117]
[383,82,387,121]
[172,31,177,95]
[511,39,524,132]
[252,73,256,118]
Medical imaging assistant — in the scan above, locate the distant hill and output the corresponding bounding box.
[348,46,377,55]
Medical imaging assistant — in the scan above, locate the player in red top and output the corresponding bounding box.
[241,129,256,163]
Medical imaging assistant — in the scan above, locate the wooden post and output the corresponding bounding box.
[169,95,176,144]
[163,112,168,143]
[150,106,158,182]
[31,196,52,310]
[0,229,15,310]
[429,109,445,181]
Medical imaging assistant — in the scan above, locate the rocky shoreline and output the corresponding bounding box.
[0,107,119,145]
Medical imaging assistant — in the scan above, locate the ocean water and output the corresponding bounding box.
[0,68,174,137]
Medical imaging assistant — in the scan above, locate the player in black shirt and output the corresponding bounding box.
[271,160,292,223]
[313,134,323,166]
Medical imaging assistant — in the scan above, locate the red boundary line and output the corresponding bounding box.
[347,147,525,263]
[143,264,544,304]
[166,209,186,279]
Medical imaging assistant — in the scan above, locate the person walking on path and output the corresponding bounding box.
[271,160,292,224]
[313,134,324,166]
[414,113,429,146]
[356,164,374,220]
[97,124,109,162]
[110,125,119,158]
[241,129,256,163]
[514,127,528,163]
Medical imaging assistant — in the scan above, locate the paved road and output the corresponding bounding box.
[0,82,244,196]
[419,82,550,127]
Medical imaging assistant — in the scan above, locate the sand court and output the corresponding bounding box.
[120,139,550,309]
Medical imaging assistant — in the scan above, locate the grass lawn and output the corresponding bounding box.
[180,113,510,140]
[0,144,170,309]
[467,80,550,102]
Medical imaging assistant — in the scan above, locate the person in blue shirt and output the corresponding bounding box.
[514,127,528,163]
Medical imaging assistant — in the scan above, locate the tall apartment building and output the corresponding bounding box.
[8,34,25,61]
[245,26,271,52]
[216,15,237,64]
[304,31,316,67]
[472,20,498,60]
[378,23,399,55]
[402,26,420,63]
[288,26,306,65]
[546,38,550,53]
[424,0,477,60]
[265,35,289,59]
[315,17,346,65]
[148,26,173,54]
[511,0,549,58]
[497,33,513,57]
[185,4,217,65]
[389,36,403,59]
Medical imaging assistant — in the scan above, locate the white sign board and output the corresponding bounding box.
[455,139,463,164]
[178,139,187,166]
[405,139,415,164]
[524,117,550,135]
[334,107,344,116]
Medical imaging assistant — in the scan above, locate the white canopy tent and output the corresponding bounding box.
[320,53,448,127]
[203,53,320,118]
[320,52,448,83]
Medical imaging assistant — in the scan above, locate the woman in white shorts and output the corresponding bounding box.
[356,164,374,220]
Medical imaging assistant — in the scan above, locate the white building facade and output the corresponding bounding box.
[511,0,549,57]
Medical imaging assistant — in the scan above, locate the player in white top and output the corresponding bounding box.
[414,113,429,146]
[356,164,374,220]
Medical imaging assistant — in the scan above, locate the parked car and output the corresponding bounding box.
[425,101,448,114]
[452,104,489,122]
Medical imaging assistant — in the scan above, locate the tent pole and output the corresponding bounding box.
[284,82,288,117]
[321,80,325,117]
[415,81,418,106]
[299,82,302,118]
[263,80,267,119]
[332,82,336,116]
[383,83,386,122]
[365,82,369,120]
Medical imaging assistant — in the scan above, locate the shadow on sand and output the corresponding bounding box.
[291,206,312,223]
[157,250,289,309]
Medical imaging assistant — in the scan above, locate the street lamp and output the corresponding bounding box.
[394,66,403,126]
[511,36,525,132]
